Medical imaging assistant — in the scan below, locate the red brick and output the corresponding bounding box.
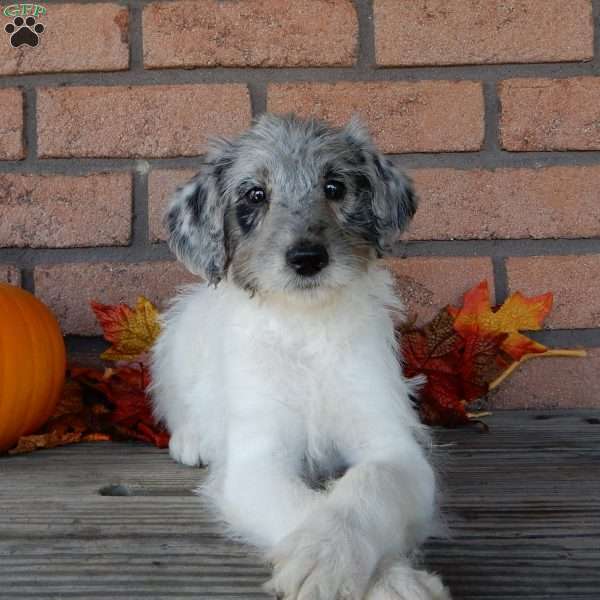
[34,262,198,335]
[148,169,196,242]
[491,347,600,409]
[143,0,357,68]
[408,167,600,241]
[0,265,21,286]
[0,89,24,160]
[385,257,495,325]
[0,4,128,75]
[500,77,600,151]
[374,0,593,66]
[268,82,484,153]
[0,173,132,248]
[37,85,251,158]
[507,256,600,329]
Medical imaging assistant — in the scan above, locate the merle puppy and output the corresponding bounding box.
[151,114,450,600]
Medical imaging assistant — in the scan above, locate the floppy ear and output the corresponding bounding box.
[344,118,417,252]
[165,141,234,285]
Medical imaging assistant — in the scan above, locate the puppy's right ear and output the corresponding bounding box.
[165,140,234,286]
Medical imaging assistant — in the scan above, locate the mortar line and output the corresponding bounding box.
[0,245,174,269]
[1,61,598,89]
[247,81,267,118]
[22,87,37,163]
[395,239,600,258]
[592,0,600,70]
[131,166,150,249]
[527,328,600,348]
[482,80,501,153]
[20,268,35,294]
[2,149,600,176]
[492,256,509,304]
[355,0,375,72]
[127,0,145,72]
[3,238,600,268]
[394,151,600,170]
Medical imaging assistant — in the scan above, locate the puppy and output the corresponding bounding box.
[150,114,450,600]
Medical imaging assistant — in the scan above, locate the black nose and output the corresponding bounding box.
[286,242,329,277]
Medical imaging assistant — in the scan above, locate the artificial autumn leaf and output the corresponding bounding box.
[53,378,85,417]
[63,297,169,450]
[419,372,468,428]
[91,296,161,362]
[459,332,510,402]
[9,431,86,455]
[402,309,471,426]
[9,380,111,455]
[400,280,585,428]
[450,281,552,360]
[401,306,513,427]
[401,308,462,376]
[71,364,169,449]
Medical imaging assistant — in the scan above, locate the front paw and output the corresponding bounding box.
[366,563,450,600]
[168,427,203,467]
[264,510,377,600]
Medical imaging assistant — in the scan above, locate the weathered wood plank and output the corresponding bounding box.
[1,496,599,539]
[0,409,599,599]
[1,537,599,599]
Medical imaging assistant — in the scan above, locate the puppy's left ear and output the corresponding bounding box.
[344,118,417,252]
[165,139,235,285]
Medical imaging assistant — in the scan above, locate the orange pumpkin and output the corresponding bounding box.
[0,283,66,452]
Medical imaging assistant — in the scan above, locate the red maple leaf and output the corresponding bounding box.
[401,309,473,426]
[71,363,169,449]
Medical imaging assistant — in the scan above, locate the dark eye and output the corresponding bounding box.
[246,187,266,204]
[324,180,346,201]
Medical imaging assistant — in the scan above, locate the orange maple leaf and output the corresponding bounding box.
[91,296,161,361]
[450,281,552,360]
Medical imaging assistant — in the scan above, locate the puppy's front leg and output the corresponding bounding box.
[330,452,449,600]
[212,417,322,550]
[267,431,449,600]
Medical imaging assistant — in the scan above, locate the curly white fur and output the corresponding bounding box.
[151,267,449,599]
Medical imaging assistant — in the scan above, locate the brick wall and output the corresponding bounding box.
[1,0,599,409]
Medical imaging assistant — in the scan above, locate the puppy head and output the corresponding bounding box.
[166,114,416,296]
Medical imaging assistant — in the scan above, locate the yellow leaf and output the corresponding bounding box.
[91,296,161,362]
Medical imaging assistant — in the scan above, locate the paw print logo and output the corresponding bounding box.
[5,16,44,48]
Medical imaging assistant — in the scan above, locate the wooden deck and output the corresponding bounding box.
[1,410,599,599]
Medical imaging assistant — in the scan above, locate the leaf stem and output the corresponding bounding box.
[489,349,588,390]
